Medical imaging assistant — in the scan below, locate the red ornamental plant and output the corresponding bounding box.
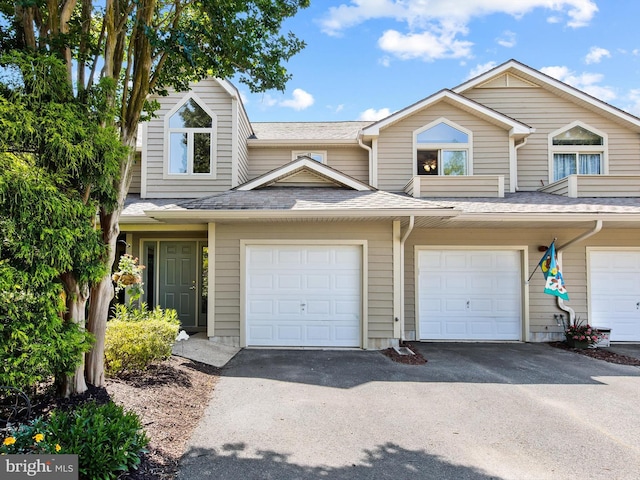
[565,319,600,345]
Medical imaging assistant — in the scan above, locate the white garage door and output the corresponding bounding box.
[590,250,640,341]
[246,245,361,347]
[418,250,522,340]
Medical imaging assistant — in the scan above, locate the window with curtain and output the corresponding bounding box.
[551,124,604,181]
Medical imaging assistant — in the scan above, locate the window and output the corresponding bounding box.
[415,120,470,176]
[166,96,216,175]
[292,151,326,163]
[550,123,606,182]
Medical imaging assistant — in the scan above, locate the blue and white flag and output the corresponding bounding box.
[538,241,569,300]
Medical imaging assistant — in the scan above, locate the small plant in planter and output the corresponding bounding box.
[565,318,600,348]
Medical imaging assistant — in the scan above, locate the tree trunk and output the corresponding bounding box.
[58,274,89,397]
[85,142,135,386]
[85,211,118,386]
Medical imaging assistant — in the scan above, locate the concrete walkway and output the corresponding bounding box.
[177,343,640,480]
[172,332,240,367]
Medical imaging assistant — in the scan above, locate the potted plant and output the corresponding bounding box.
[565,319,600,349]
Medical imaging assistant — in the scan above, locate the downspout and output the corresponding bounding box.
[512,137,527,192]
[555,219,603,324]
[357,133,373,186]
[399,216,415,342]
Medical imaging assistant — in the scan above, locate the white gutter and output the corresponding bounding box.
[555,220,603,324]
[512,137,527,192]
[399,216,415,342]
[357,133,373,187]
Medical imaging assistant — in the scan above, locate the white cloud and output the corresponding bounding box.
[497,31,516,48]
[378,28,473,61]
[358,107,392,121]
[627,89,640,116]
[541,65,616,102]
[320,1,596,61]
[467,61,498,79]
[585,46,611,64]
[279,88,315,111]
[378,56,392,67]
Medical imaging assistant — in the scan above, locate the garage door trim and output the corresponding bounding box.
[414,245,528,342]
[588,247,640,342]
[240,240,368,349]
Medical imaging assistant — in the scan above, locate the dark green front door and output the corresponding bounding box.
[159,242,197,328]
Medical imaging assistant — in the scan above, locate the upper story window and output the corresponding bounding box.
[292,151,326,164]
[549,122,606,182]
[415,119,471,176]
[165,96,216,176]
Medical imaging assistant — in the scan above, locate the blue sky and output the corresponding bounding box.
[236,0,640,123]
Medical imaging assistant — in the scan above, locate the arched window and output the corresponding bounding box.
[414,119,471,176]
[166,96,216,175]
[549,122,606,182]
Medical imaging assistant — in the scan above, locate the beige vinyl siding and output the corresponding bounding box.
[145,79,234,197]
[214,222,394,342]
[237,104,252,185]
[247,145,369,183]
[575,175,640,197]
[129,152,142,194]
[404,228,640,341]
[407,175,504,197]
[462,86,640,190]
[376,100,511,192]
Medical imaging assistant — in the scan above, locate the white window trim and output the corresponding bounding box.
[413,117,473,176]
[292,150,327,164]
[163,92,218,179]
[548,120,608,183]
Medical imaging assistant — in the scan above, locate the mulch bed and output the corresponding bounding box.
[549,341,640,366]
[381,343,428,365]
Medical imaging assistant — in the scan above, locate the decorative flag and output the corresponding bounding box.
[537,241,569,300]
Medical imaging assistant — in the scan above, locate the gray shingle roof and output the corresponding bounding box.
[429,192,640,214]
[122,197,184,217]
[173,188,449,211]
[250,122,372,140]
[122,191,640,221]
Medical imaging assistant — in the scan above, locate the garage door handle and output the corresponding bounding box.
[466,300,470,309]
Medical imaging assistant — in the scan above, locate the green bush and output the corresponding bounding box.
[1,402,148,480]
[47,401,148,479]
[105,303,180,375]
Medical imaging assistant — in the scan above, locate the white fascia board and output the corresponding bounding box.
[145,208,459,222]
[237,157,373,191]
[451,213,640,223]
[362,89,532,136]
[453,60,640,130]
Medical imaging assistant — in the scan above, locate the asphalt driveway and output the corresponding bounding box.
[177,343,640,479]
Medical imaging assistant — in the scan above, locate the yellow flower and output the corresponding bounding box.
[33,433,44,443]
[55,444,61,452]
[3,437,16,446]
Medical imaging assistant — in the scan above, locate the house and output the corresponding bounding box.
[121,59,640,348]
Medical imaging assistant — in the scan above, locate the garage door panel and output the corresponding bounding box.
[246,245,361,347]
[590,251,640,341]
[419,250,521,341]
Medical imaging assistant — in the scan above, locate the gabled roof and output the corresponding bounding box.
[236,156,374,192]
[453,59,640,131]
[141,187,457,223]
[361,89,533,137]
